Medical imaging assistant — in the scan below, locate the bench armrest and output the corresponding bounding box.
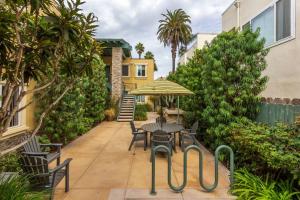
[40,143,62,153]
[50,158,72,173]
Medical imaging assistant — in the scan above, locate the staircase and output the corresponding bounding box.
[117,95,135,122]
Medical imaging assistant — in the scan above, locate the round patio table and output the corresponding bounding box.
[141,123,184,152]
[141,122,183,133]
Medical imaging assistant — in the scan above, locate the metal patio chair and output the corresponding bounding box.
[150,130,174,162]
[179,121,199,152]
[128,121,147,151]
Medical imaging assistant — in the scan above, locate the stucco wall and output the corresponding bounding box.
[122,58,155,90]
[178,33,217,65]
[222,0,300,98]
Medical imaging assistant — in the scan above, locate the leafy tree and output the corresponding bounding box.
[135,42,145,59]
[36,56,107,144]
[144,51,158,71]
[178,46,187,57]
[0,0,102,155]
[169,29,268,148]
[157,9,192,73]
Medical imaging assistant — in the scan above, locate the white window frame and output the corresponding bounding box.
[122,64,130,77]
[136,64,147,77]
[242,0,296,48]
[136,96,146,103]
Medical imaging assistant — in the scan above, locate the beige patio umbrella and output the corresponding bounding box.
[129,78,194,124]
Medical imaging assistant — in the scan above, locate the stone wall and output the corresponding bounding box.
[111,47,123,100]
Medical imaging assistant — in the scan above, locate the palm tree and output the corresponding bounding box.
[135,42,145,59]
[157,9,192,73]
[144,51,158,71]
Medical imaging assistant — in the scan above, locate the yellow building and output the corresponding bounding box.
[98,39,155,104]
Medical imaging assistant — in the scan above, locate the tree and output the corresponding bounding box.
[135,42,145,59]
[178,46,187,57]
[157,9,192,73]
[0,0,102,155]
[168,29,269,148]
[144,51,158,71]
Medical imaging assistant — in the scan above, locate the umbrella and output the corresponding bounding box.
[129,79,194,96]
[129,78,194,124]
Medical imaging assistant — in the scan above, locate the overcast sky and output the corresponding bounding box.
[81,0,233,78]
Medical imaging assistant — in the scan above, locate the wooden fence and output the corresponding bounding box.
[256,102,300,125]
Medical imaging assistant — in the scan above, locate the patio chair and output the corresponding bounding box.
[22,135,62,166]
[179,121,199,152]
[156,116,167,124]
[19,153,72,200]
[128,121,147,151]
[150,130,173,162]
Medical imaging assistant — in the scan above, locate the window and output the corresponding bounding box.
[136,96,145,103]
[136,64,146,77]
[276,0,291,41]
[9,87,19,127]
[248,0,294,47]
[0,85,20,127]
[252,6,275,46]
[122,65,129,77]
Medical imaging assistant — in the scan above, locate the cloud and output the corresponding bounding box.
[81,0,233,78]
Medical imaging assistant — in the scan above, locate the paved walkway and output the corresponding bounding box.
[54,113,234,200]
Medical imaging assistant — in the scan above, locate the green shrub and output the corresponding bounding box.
[146,103,153,112]
[0,174,46,200]
[0,153,21,172]
[134,105,148,121]
[182,111,197,128]
[168,28,268,148]
[226,118,300,182]
[36,57,107,144]
[232,169,300,200]
[136,104,148,112]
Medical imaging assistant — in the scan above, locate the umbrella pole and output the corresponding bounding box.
[160,95,163,127]
[177,96,179,124]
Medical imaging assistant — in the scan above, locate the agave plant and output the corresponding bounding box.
[0,174,46,200]
[231,169,300,200]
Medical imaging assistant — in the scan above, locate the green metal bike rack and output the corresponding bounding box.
[150,145,234,195]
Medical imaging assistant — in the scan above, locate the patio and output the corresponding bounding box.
[54,113,235,200]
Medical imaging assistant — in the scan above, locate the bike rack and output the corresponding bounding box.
[150,145,234,195]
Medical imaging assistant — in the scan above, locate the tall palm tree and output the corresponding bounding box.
[135,42,145,59]
[157,9,192,73]
[144,51,158,71]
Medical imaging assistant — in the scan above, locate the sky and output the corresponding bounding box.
[81,0,233,78]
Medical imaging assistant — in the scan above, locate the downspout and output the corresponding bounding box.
[234,0,241,30]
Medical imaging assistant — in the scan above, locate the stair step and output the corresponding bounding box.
[118,119,133,122]
[119,115,133,118]
[119,113,132,116]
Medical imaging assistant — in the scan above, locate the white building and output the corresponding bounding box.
[222,0,299,98]
[178,33,217,65]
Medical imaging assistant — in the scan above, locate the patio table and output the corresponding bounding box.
[141,123,184,152]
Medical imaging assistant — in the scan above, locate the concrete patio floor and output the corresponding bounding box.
[54,113,235,200]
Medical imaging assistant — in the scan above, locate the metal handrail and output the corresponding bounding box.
[150,145,234,195]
